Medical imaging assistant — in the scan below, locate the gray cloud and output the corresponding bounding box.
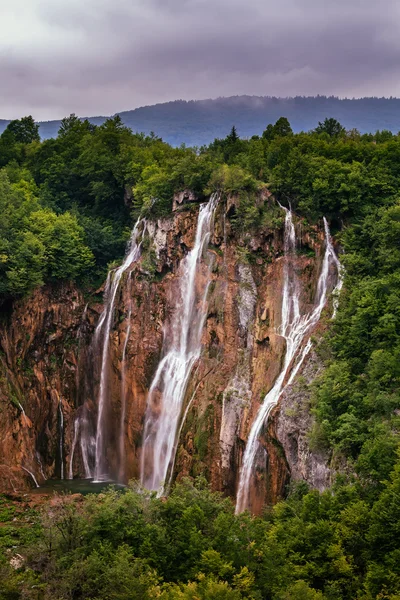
[0,0,400,119]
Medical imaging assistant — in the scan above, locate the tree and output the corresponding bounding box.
[227,126,239,143]
[315,118,345,137]
[2,116,40,144]
[273,117,293,137]
[58,113,95,138]
[262,117,293,140]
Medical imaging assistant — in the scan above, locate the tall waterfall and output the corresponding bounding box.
[59,398,64,480]
[93,220,144,481]
[235,208,341,514]
[119,271,133,481]
[140,194,219,493]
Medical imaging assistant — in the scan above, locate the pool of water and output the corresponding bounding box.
[31,479,126,495]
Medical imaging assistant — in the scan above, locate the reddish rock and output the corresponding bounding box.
[0,197,330,515]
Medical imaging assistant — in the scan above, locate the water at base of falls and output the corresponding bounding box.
[32,479,126,496]
[140,193,219,495]
[235,208,342,514]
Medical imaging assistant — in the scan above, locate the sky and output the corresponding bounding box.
[1,0,400,120]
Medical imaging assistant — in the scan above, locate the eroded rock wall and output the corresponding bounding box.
[0,195,332,508]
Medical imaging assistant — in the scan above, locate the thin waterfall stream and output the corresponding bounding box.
[235,207,342,513]
[59,398,64,480]
[21,466,39,488]
[140,193,219,494]
[68,418,79,480]
[119,271,133,481]
[92,219,145,481]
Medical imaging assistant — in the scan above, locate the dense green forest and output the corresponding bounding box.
[1,114,400,598]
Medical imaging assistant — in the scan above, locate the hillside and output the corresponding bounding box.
[2,96,400,145]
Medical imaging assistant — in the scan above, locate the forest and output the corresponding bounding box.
[0,114,400,599]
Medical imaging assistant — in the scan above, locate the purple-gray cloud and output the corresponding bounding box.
[1,0,400,119]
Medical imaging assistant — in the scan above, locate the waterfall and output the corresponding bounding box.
[21,466,39,488]
[59,398,64,480]
[119,271,133,481]
[323,217,344,318]
[16,400,25,416]
[140,193,219,494]
[68,418,79,480]
[235,208,341,514]
[36,452,46,480]
[93,220,145,482]
[80,418,95,479]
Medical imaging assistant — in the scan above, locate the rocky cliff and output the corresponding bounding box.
[0,193,336,511]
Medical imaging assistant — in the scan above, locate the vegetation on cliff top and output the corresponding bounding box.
[0,112,399,297]
[1,115,400,598]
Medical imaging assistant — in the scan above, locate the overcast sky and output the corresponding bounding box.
[1,0,400,120]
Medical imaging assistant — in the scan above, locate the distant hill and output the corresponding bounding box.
[2,96,400,146]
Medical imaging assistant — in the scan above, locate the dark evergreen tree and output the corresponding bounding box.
[227,125,239,143]
[315,117,346,137]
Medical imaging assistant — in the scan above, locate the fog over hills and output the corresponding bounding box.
[2,96,400,145]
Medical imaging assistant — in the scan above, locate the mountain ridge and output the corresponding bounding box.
[2,95,400,145]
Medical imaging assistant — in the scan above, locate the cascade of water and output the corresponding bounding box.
[36,452,46,480]
[16,401,25,416]
[21,466,39,488]
[140,193,219,494]
[323,217,344,318]
[119,271,133,481]
[235,208,341,514]
[59,398,64,480]
[80,418,95,479]
[68,418,79,479]
[93,220,145,482]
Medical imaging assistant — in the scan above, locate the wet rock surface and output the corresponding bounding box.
[0,194,333,512]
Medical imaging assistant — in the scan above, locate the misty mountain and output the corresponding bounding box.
[2,96,400,146]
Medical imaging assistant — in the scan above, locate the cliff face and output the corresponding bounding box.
[0,285,85,490]
[0,195,333,509]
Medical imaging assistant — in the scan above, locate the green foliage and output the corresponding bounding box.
[207,164,258,195]
[0,171,94,299]
[315,118,346,137]
[2,109,400,305]
[311,195,400,491]
[3,473,400,599]
[3,117,40,145]
[262,117,293,140]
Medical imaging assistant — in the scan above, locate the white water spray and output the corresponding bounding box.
[235,208,341,513]
[93,220,144,481]
[140,194,218,494]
